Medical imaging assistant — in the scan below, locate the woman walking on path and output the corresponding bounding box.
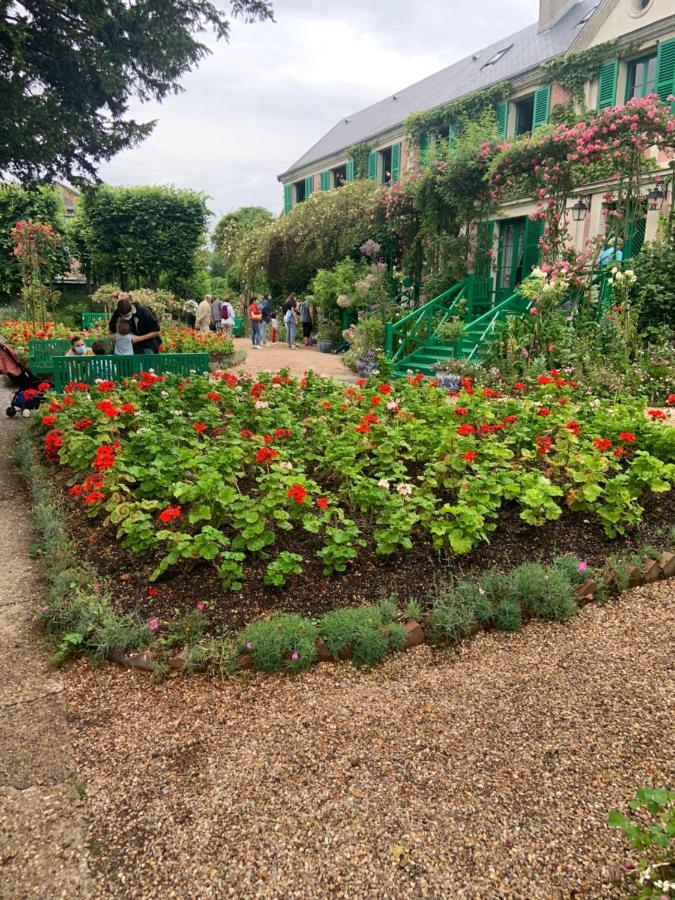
[221,296,235,338]
[259,293,272,346]
[249,296,262,350]
[299,297,314,346]
[283,294,299,350]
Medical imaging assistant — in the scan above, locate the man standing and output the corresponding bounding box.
[259,293,272,346]
[108,295,161,354]
[196,295,211,335]
[211,295,223,332]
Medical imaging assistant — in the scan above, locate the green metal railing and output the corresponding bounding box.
[82,311,109,329]
[384,282,466,362]
[52,352,210,392]
[462,291,532,362]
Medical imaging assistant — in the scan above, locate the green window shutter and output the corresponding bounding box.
[495,101,509,139]
[655,37,675,109]
[283,184,292,215]
[368,151,378,180]
[320,171,330,191]
[346,159,355,182]
[305,175,314,198]
[532,85,551,130]
[447,123,459,150]
[391,143,401,182]
[419,131,431,166]
[598,59,618,110]
[522,217,545,276]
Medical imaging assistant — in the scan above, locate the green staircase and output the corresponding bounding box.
[386,283,532,377]
[386,270,612,377]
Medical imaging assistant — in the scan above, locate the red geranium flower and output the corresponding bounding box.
[535,435,553,454]
[647,409,667,420]
[255,447,277,464]
[355,422,371,433]
[158,505,181,523]
[316,497,328,511]
[23,388,39,400]
[68,484,83,496]
[274,428,292,440]
[120,403,136,415]
[593,438,612,452]
[462,451,477,462]
[85,490,105,505]
[287,483,307,504]
[454,407,469,416]
[193,422,207,433]
[538,408,551,417]
[514,382,526,391]
[456,423,475,436]
[618,432,635,442]
[263,434,274,444]
[74,418,93,431]
[147,587,159,597]
[41,415,56,426]
[538,375,552,385]
[378,383,392,394]
[502,415,517,425]
[207,392,220,402]
[38,381,51,391]
[240,429,254,440]
[565,420,581,435]
[96,381,116,393]
[321,401,331,409]
[667,394,675,406]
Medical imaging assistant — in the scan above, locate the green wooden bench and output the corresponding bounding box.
[52,352,210,392]
[82,311,109,329]
[29,339,102,374]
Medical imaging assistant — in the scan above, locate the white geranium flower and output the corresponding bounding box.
[279,461,293,471]
[255,400,269,409]
[378,478,390,489]
[396,483,413,496]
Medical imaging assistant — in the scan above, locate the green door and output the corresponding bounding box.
[495,218,526,304]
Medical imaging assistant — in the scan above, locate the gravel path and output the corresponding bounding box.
[0,388,92,898]
[64,580,674,899]
[228,337,356,381]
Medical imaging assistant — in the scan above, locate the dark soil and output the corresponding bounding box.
[52,461,675,633]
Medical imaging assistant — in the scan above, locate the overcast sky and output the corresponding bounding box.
[97,0,537,224]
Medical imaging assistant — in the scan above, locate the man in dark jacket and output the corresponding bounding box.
[108,296,161,354]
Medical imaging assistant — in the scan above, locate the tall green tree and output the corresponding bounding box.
[212,205,274,292]
[73,184,209,290]
[0,0,274,182]
[0,183,69,302]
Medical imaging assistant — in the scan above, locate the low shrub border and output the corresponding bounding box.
[16,424,675,680]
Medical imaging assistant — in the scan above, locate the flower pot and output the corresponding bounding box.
[317,340,334,353]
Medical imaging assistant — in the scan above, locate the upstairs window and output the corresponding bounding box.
[380,146,393,185]
[294,180,306,205]
[626,54,657,100]
[332,164,347,188]
[514,94,535,136]
[482,45,513,69]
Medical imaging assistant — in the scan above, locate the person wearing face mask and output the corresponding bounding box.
[108,295,161,354]
[65,336,94,357]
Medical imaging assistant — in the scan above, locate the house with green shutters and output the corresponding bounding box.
[278,0,675,306]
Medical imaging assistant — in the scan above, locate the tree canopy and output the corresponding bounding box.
[0,0,274,183]
[71,184,210,291]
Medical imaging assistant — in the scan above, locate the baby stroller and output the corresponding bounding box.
[0,340,51,417]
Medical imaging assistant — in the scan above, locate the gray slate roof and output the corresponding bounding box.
[279,0,598,180]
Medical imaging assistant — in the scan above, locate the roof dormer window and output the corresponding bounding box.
[482,45,513,68]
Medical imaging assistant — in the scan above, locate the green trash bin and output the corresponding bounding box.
[233,316,244,337]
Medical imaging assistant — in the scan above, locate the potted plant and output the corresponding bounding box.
[317,322,339,353]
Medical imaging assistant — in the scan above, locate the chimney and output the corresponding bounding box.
[539,0,579,31]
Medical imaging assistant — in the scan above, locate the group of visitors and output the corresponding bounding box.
[247,293,315,351]
[182,295,236,336]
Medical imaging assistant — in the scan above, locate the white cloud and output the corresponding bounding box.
[97,0,539,220]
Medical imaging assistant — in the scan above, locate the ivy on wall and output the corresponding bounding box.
[540,39,624,104]
[347,142,373,180]
[404,83,512,144]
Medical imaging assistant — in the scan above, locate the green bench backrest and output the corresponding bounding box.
[82,311,109,329]
[52,352,210,392]
[29,339,100,373]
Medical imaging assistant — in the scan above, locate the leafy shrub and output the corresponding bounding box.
[237,614,318,674]
[494,596,523,632]
[510,563,577,622]
[320,606,406,667]
[632,238,675,328]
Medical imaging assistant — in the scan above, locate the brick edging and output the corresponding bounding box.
[107,553,675,676]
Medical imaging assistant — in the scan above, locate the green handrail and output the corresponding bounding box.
[385,282,465,361]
